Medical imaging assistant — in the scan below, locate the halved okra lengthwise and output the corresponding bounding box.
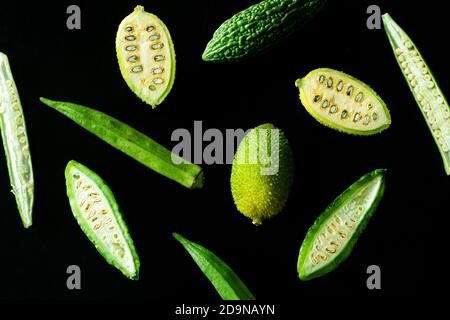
[0,52,34,228]
[383,13,450,174]
[40,98,203,189]
[298,169,385,280]
[66,160,140,280]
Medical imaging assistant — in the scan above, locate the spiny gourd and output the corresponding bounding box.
[295,68,391,135]
[202,0,327,62]
[230,123,294,225]
[116,6,175,108]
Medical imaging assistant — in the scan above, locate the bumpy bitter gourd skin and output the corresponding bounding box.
[383,13,450,175]
[0,52,34,228]
[66,160,140,280]
[297,169,386,281]
[203,0,327,62]
[296,68,391,135]
[231,123,294,225]
[116,6,176,108]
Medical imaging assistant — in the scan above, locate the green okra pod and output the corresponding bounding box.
[173,233,255,300]
[40,97,203,189]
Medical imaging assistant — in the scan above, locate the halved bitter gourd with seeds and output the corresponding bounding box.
[65,160,140,280]
[116,5,175,108]
[297,169,386,281]
[295,68,391,135]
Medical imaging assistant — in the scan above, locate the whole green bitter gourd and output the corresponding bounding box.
[203,0,327,62]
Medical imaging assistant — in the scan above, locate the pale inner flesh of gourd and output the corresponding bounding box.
[117,11,173,106]
[69,167,137,275]
[300,70,389,132]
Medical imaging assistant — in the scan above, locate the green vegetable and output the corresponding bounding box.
[116,5,176,108]
[173,232,255,300]
[383,13,450,174]
[202,0,327,62]
[0,52,34,228]
[295,68,391,135]
[40,97,203,189]
[66,160,139,280]
[230,123,294,225]
[297,169,385,280]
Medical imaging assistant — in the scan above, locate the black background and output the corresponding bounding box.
[0,0,440,304]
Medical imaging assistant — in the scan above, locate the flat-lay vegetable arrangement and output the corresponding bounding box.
[0,0,438,301]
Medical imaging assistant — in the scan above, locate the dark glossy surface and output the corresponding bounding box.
[0,0,438,302]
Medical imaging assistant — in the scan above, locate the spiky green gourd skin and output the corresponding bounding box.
[231,124,294,225]
[202,0,327,62]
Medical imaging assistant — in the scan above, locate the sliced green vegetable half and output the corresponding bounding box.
[173,232,255,300]
[116,6,176,108]
[40,98,203,189]
[383,13,450,175]
[295,68,391,135]
[0,52,34,228]
[66,160,140,280]
[297,169,386,280]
